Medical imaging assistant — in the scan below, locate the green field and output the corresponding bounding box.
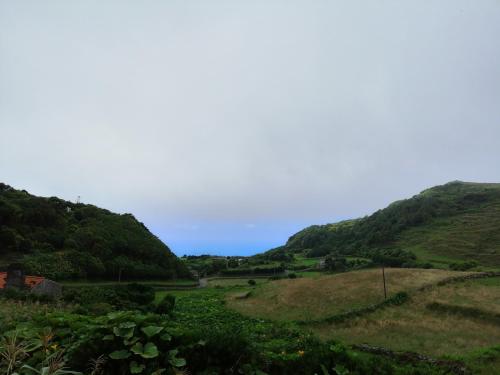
[292,256,321,268]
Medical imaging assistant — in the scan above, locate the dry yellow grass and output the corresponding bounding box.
[228,268,470,321]
[310,276,500,356]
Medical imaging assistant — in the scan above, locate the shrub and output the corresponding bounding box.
[449,261,478,271]
[288,273,297,279]
[178,324,252,373]
[63,283,155,311]
[53,311,186,374]
[0,287,54,303]
[1,287,28,300]
[156,295,176,315]
[269,275,286,281]
[372,249,417,267]
[247,279,256,286]
[86,302,115,315]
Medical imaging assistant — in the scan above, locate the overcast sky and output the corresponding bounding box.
[1,1,499,255]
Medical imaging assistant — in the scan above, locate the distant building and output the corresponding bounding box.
[0,266,62,298]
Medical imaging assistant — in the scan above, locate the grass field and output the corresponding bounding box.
[292,255,321,268]
[310,276,500,357]
[228,268,470,321]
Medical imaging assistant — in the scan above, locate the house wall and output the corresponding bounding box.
[5,268,26,289]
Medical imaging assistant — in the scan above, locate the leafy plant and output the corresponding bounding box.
[22,351,82,375]
[155,295,175,315]
[0,331,31,375]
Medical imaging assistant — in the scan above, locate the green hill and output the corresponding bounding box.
[274,181,500,267]
[0,183,190,280]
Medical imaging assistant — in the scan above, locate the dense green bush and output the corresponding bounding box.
[63,283,155,311]
[449,261,478,271]
[0,287,54,303]
[372,249,417,267]
[220,266,285,276]
[156,295,176,315]
[269,275,286,281]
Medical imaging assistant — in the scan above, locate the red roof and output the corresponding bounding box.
[0,272,45,289]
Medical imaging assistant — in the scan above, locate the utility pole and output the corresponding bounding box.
[382,265,387,300]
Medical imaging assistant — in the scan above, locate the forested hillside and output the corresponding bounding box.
[274,181,500,267]
[0,183,190,280]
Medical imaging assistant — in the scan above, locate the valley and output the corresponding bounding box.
[2,181,500,374]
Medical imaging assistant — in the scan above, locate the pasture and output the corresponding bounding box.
[312,276,500,357]
[228,268,471,321]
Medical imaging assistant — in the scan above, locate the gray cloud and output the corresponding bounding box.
[1,1,499,254]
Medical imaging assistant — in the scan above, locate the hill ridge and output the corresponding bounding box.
[0,182,190,280]
[264,181,500,267]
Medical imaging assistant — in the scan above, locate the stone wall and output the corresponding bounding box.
[31,279,62,298]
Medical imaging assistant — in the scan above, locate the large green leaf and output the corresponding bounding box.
[124,337,140,346]
[109,349,131,359]
[142,342,159,359]
[130,361,145,374]
[140,326,164,338]
[168,349,186,367]
[169,357,186,367]
[160,333,171,341]
[131,342,159,359]
[113,322,136,339]
[131,342,144,355]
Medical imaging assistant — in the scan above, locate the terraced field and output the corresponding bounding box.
[312,275,500,358]
[226,269,500,373]
[228,268,470,321]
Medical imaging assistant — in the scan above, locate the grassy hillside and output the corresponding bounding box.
[312,275,500,360]
[228,268,469,321]
[228,269,500,371]
[274,181,500,267]
[0,183,190,280]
